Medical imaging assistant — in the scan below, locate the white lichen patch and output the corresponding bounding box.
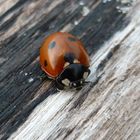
[82,6,90,16]
[102,0,112,4]
[24,72,28,76]
[28,77,34,83]
[79,1,85,6]
[116,0,135,14]
[0,57,6,64]
[74,20,79,25]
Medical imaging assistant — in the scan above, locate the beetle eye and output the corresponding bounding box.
[73,83,77,87]
[83,72,89,79]
[61,79,70,86]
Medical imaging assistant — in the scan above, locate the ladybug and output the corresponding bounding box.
[40,32,90,89]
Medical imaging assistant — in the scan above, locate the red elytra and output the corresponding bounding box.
[40,32,90,89]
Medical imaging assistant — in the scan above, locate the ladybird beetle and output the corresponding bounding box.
[40,32,90,89]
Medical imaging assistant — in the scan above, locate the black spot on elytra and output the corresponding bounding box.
[49,41,56,49]
[64,53,75,63]
[68,37,77,42]
[44,60,47,67]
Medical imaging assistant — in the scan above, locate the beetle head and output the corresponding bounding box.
[56,63,90,89]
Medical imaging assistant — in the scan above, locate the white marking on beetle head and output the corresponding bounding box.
[83,72,89,79]
[62,79,70,86]
[64,62,70,68]
[74,59,80,63]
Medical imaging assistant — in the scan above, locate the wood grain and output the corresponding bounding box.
[0,0,140,140]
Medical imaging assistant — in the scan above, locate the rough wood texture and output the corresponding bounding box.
[0,0,140,140]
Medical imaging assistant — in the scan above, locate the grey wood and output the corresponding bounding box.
[0,0,140,140]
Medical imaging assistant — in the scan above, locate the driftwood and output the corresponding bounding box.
[0,0,140,140]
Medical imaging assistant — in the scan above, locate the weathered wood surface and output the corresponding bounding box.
[0,0,140,140]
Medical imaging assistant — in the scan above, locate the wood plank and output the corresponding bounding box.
[0,0,140,140]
